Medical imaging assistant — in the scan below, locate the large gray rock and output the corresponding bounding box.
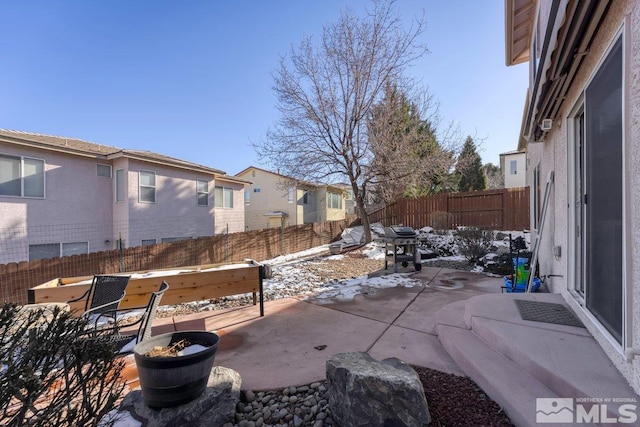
[113,366,241,427]
[326,352,431,427]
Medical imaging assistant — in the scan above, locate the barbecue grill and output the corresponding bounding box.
[375,226,422,273]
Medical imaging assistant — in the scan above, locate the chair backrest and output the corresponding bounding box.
[135,281,169,344]
[86,275,131,315]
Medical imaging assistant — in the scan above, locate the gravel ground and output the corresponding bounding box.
[157,248,513,426]
[227,367,513,427]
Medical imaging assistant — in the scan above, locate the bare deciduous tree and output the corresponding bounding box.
[255,0,428,242]
[484,163,504,189]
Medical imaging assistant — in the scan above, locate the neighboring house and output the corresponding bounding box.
[236,166,346,231]
[498,150,526,188]
[0,129,249,264]
[332,182,355,215]
[506,0,640,393]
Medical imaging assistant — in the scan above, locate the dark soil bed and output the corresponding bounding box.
[414,366,514,426]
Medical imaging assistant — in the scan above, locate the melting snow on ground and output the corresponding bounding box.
[306,272,422,304]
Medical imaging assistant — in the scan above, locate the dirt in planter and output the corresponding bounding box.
[144,339,190,357]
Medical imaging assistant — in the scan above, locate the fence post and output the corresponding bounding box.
[280,218,285,255]
[118,233,124,273]
[225,224,230,262]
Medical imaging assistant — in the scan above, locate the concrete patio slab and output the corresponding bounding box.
[119,264,638,426]
[304,281,423,324]
[368,325,464,376]
[208,298,389,391]
[393,287,479,334]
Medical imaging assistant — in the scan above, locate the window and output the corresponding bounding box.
[161,237,192,243]
[142,239,156,246]
[215,186,233,208]
[62,242,88,257]
[244,190,250,205]
[97,164,112,178]
[345,189,354,200]
[327,192,343,209]
[139,170,156,203]
[115,169,125,202]
[253,188,261,193]
[29,244,59,261]
[287,187,295,203]
[28,242,88,260]
[302,190,309,204]
[197,179,209,206]
[0,155,45,198]
[510,160,517,175]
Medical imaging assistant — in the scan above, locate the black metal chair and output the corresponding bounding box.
[67,275,130,324]
[90,281,169,354]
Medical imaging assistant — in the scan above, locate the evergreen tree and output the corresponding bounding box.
[367,82,455,202]
[455,136,485,192]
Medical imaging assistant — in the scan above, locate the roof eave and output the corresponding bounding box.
[505,0,535,66]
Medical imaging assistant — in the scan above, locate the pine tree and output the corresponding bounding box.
[455,136,486,192]
[367,82,455,201]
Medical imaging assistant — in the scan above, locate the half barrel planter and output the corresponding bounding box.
[133,330,221,408]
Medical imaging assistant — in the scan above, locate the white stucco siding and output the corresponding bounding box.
[501,152,527,188]
[0,144,114,262]
[122,160,217,246]
[530,0,640,393]
[214,179,245,234]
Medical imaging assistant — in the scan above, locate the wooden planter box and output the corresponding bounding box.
[27,261,265,316]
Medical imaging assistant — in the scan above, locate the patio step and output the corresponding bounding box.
[436,294,639,426]
[436,321,554,427]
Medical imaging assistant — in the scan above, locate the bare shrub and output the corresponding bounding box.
[421,231,456,257]
[455,227,494,263]
[0,303,126,427]
[429,211,452,230]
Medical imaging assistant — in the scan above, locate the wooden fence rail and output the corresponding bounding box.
[367,187,530,230]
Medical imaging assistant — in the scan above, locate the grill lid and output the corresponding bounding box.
[384,226,417,238]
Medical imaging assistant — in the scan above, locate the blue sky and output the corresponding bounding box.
[0,1,528,176]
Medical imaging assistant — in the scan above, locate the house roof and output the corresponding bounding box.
[0,129,230,177]
[237,166,347,194]
[504,0,535,66]
[236,165,319,189]
[499,149,526,156]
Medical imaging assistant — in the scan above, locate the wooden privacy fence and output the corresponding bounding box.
[1,220,349,305]
[367,187,530,230]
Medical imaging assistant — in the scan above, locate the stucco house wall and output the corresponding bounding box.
[499,151,527,188]
[317,186,347,222]
[238,167,299,230]
[0,142,114,263]
[119,159,219,246]
[517,0,640,393]
[213,177,246,234]
[0,130,247,263]
[236,166,347,230]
